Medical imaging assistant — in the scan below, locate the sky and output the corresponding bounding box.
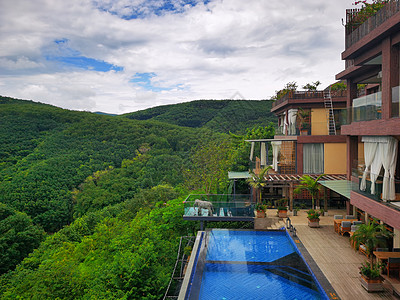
[0,0,361,114]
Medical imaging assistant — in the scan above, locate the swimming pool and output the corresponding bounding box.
[183,229,329,300]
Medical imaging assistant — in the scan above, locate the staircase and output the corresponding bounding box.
[268,218,286,229]
[323,88,337,135]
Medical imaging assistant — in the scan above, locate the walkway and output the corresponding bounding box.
[268,209,396,299]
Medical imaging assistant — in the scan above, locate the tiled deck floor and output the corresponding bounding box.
[267,209,396,300]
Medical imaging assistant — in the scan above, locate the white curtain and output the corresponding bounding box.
[260,142,266,166]
[360,141,378,191]
[249,142,255,161]
[283,111,287,135]
[369,145,382,195]
[288,109,298,135]
[380,137,398,201]
[303,143,324,174]
[361,136,399,200]
[271,141,281,171]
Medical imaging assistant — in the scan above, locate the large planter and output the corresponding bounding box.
[256,210,266,218]
[278,210,288,218]
[308,219,320,228]
[360,275,384,292]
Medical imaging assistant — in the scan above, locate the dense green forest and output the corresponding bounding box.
[123,99,276,133]
[0,96,276,299]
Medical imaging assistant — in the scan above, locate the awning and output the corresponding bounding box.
[318,180,358,199]
[228,171,251,179]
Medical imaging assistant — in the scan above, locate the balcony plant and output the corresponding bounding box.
[296,108,310,135]
[347,1,389,32]
[306,209,320,228]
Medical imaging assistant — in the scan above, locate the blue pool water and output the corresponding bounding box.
[189,229,328,300]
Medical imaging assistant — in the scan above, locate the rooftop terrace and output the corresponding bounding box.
[345,1,400,49]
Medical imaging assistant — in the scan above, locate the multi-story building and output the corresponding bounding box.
[336,2,400,248]
[248,87,348,210]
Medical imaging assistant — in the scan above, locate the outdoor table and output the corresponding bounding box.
[373,251,400,264]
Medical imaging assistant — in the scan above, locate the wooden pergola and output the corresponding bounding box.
[260,174,347,210]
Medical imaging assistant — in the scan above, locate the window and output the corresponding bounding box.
[303,143,324,174]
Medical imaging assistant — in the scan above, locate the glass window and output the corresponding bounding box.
[303,143,324,174]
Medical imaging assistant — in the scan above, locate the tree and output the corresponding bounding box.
[185,137,233,194]
[246,166,272,203]
[294,174,325,209]
[0,203,45,274]
[302,81,321,91]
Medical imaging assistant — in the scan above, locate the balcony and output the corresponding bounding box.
[352,162,400,204]
[271,90,346,109]
[345,1,400,49]
[183,194,255,221]
[340,91,382,125]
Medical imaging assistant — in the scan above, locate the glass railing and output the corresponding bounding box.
[183,194,254,218]
[352,162,400,202]
[392,86,400,118]
[276,120,347,136]
[352,92,382,122]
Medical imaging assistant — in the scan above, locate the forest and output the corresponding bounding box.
[0,96,276,299]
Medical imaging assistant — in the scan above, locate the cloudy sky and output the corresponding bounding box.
[0,0,359,114]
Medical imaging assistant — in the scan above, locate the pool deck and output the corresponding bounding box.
[265,209,397,300]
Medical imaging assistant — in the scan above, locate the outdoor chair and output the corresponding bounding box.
[387,257,400,278]
[393,248,400,252]
[359,244,369,257]
[351,225,359,232]
[334,215,343,220]
[376,248,389,252]
[339,221,352,236]
[344,215,356,219]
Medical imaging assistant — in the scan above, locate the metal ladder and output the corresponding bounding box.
[323,88,337,135]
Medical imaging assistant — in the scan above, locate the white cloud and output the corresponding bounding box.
[0,0,355,114]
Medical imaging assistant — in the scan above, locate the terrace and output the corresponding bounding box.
[345,1,400,49]
[271,90,346,111]
[183,194,255,228]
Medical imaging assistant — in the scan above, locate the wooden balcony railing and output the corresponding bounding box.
[345,1,400,49]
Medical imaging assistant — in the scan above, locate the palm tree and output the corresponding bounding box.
[294,174,325,209]
[246,166,272,203]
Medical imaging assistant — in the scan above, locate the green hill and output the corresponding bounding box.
[123,99,277,133]
[0,96,275,299]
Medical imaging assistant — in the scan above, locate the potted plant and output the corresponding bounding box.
[350,220,394,258]
[359,261,384,292]
[255,202,267,218]
[292,205,300,216]
[307,209,320,228]
[276,199,288,218]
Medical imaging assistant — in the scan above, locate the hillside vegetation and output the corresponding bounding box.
[0,96,276,299]
[123,99,276,133]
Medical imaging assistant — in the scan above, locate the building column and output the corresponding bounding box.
[364,212,369,224]
[346,136,358,181]
[382,37,399,119]
[394,228,400,248]
[346,79,357,123]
